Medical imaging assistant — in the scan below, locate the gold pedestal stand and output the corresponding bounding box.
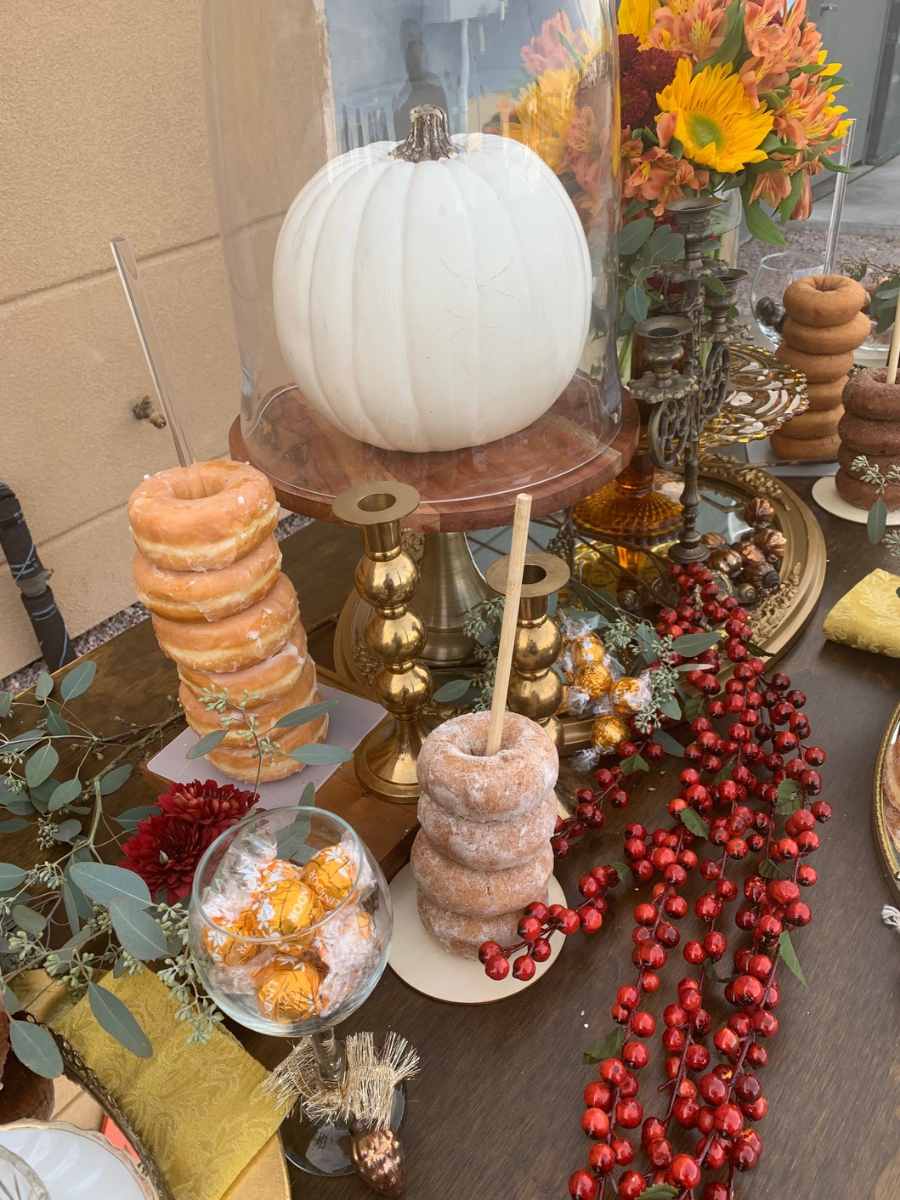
[331,482,434,805]
[485,551,570,752]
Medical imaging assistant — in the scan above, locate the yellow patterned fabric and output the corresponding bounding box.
[822,569,900,657]
[55,970,282,1200]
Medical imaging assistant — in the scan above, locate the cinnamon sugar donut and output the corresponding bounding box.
[838,411,900,455]
[770,429,839,461]
[843,368,900,422]
[178,624,308,704]
[416,894,545,960]
[417,789,556,871]
[411,832,554,917]
[782,310,870,355]
[415,712,558,822]
[775,343,855,384]
[206,711,329,782]
[805,376,848,412]
[152,572,299,672]
[834,468,900,511]
[180,656,318,746]
[128,459,278,571]
[782,275,867,328]
[132,536,282,623]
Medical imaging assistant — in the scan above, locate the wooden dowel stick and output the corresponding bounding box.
[486,493,532,756]
[887,286,900,386]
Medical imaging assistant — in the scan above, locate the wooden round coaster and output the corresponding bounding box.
[388,864,566,1004]
[812,475,900,525]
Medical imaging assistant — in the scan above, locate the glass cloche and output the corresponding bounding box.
[203,0,622,509]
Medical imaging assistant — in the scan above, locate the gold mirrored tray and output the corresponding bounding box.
[874,697,900,900]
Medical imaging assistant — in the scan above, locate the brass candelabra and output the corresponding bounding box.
[628,197,747,564]
[485,550,570,751]
[331,481,433,804]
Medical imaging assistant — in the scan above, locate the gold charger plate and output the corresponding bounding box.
[52,1077,290,1200]
[873,697,900,899]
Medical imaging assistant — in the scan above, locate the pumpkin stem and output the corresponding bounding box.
[393,104,455,163]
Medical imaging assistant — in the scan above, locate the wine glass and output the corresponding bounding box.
[750,251,824,347]
[189,807,394,1176]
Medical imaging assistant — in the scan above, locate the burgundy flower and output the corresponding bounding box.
[618,34,640,71]
[119,780,258,904]
[635,47,679,95]
[621,80,653,131]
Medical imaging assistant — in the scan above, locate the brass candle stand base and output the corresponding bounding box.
[485,550,570,751]
[331,482,434,805]
[406,532,493,667]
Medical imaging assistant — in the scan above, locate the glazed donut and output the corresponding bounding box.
[152,572,299,672]
[770,429,839,462]
[843,368,900,422]
[128,459,279,571]
[838,411,900,456]
[411,832,554,918]
[178,624,308,704]
[782,310,870,355]
[805,376,848,413]
[416,894,544,960]
[415,712,558,822]
[778,405,843,441]
[417,789,556,871]
[206,712,329,783]
[775,343,855,384]
[132,536,282,623]
[180,657,318,746]
[782,275,867,328]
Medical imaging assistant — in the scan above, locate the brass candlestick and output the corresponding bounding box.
[485,551,570,751]
[332,482,433,804]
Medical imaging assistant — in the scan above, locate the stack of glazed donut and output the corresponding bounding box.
[410,712,557,959]
[772,275,869,461]
[128,459,328,782]
[836,369,900,510]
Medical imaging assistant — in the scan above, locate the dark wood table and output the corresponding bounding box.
[6,486,900,1200]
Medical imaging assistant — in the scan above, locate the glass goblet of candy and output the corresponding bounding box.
[189,806,394,1176]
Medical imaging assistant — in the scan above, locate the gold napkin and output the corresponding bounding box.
[54,971,282,1200]
[822,568,900,657]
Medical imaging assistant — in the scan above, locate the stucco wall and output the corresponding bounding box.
[0,0,239,677]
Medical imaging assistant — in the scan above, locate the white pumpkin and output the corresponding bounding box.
[272,105,592,454]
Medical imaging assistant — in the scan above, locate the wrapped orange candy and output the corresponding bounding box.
[302,844,355,912]
[254,957,322,1023]
[576,663,612,699]
[253,859,324,938]
[610,676,647,716]
[571,633,606,671]
[201,908,262,967]
[590,713,630,755]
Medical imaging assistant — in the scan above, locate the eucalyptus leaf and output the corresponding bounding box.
[59,660,97,702]
[29,777,60,804]
[672,631,722,656]
[53,819,83,843]
[679,807,708,838]
[273,699,338,729]
[683,694,704,720]
[778,930,807,985]
[63,867,94,920]
[112,805,156,830]
[299,782,315,808]
[70,862,151,908]
[704,274,727,295]
[868,497,888,545]
[88,983,152,1057]
[582,1025,625,1065]
[656,695,682,721]
[97,765,133,795]
[276,821,314,864]
[25,744,58,789]
[186,730,227,759]
[0,692,11,719]
[2,799,34,818]
[619,753,648,776]
[609,863,630,882]
[0,863,26,891]
[641,1185,679,1199]
[651,729,685,758]
[49,778,82,812]
[3,729,44,755]
[1,983,21,1014]
[61,882,81,936]
[618,215,654,255]
[759,858,790,879]
[108,897,169,961]
[34,673,53,702]
[8,1019,63,1078]
[431,678,472,703]
[288,744,353,765]
[625,281,650,323]
[112,957,128,979]
[43,703,70,737]
[0,819,28,834]
[12,904,47,935]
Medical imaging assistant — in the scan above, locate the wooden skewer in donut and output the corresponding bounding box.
[486,492,532,756]
[887,287,900,387]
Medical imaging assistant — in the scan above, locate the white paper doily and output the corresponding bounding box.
[388,863,567,1005]
[811,476,900,526]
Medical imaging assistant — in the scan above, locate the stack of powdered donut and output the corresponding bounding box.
[411,711,557,959]
[772,274,869,462]
[128,459,328,782]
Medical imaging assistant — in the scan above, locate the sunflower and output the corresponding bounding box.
[656,59,774,174]
[618,0,656,42]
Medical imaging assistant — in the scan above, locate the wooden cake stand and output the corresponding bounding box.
[230,382,639,680]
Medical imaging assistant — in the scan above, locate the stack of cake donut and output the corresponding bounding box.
[836,369,900,510]
[772,274,869,461]
[127,458,328,782]
[411,711,557,959]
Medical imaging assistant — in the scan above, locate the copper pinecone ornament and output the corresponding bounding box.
[351,1128,405,1196]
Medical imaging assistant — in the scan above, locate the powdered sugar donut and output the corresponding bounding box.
[415,711,558,822]
[132,536,282,623]
[417,789,557,871]
[411,832,553,917]
[416,894,543,960]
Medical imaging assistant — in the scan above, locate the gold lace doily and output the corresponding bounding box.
[700,343,808,448]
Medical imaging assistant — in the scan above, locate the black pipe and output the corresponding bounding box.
[0,483,75,672]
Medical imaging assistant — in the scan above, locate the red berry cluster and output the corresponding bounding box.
[568,561,830,1200]
[478,867,620,982]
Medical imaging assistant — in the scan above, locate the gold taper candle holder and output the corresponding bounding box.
[485,550,569,751]
[332,481,434,804]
